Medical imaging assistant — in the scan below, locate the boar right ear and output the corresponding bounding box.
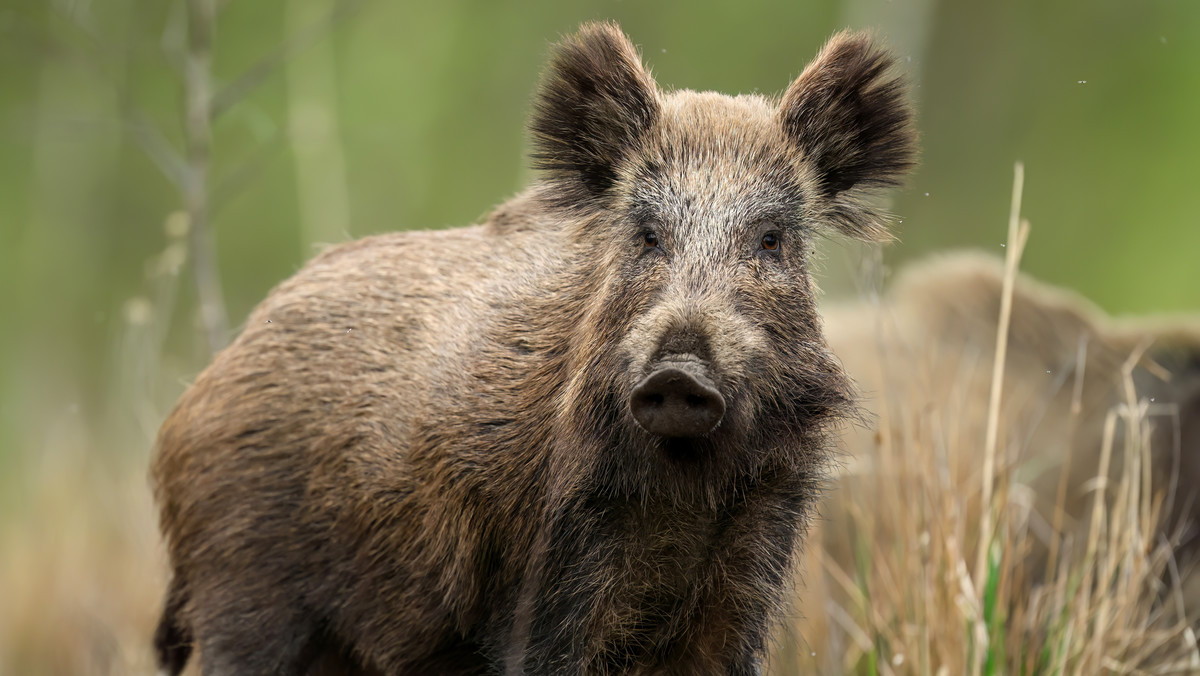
[530,22,660,205]
[780,32,917,241]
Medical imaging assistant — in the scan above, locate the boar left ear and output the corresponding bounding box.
[780,31,917,241]
[530,22,661,205]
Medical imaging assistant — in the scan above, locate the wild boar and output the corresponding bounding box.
[151,22,916,675]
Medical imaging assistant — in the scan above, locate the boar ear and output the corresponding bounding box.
[530,22,660,204]
[780,31,917,241]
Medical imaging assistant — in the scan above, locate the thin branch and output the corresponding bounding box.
[41,2,190,191]
[127,110,189,189]
[185,0,229,354]
[210,0,368,119]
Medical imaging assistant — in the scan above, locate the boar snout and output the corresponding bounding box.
[630,358,725,438]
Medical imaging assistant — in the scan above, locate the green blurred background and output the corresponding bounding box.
[0,0,1198,671]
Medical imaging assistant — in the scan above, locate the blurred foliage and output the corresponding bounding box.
[1,0,1198,509]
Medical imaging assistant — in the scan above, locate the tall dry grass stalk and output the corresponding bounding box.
[780,165,1200,674]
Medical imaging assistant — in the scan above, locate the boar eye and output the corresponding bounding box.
[642,231,660,249]
[760,232,781,251]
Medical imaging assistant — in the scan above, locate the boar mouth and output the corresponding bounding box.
[629,356,726,439]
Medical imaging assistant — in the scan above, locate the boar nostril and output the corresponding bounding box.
[629,361,725,439]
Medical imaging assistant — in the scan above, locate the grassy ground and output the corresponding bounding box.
[785,325,1200,674]
[782,173,1200,674]
[0,435,163,674]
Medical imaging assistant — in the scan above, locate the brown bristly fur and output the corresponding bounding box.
[151,22,916,675]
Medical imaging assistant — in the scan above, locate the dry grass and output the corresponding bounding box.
[0,434,163,674]
[777,166,1200,675]
[0,215,183,674]
[780,352,1200,674]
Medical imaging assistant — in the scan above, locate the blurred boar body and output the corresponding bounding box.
[819,253,1200,615]
[152,23,915,675]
